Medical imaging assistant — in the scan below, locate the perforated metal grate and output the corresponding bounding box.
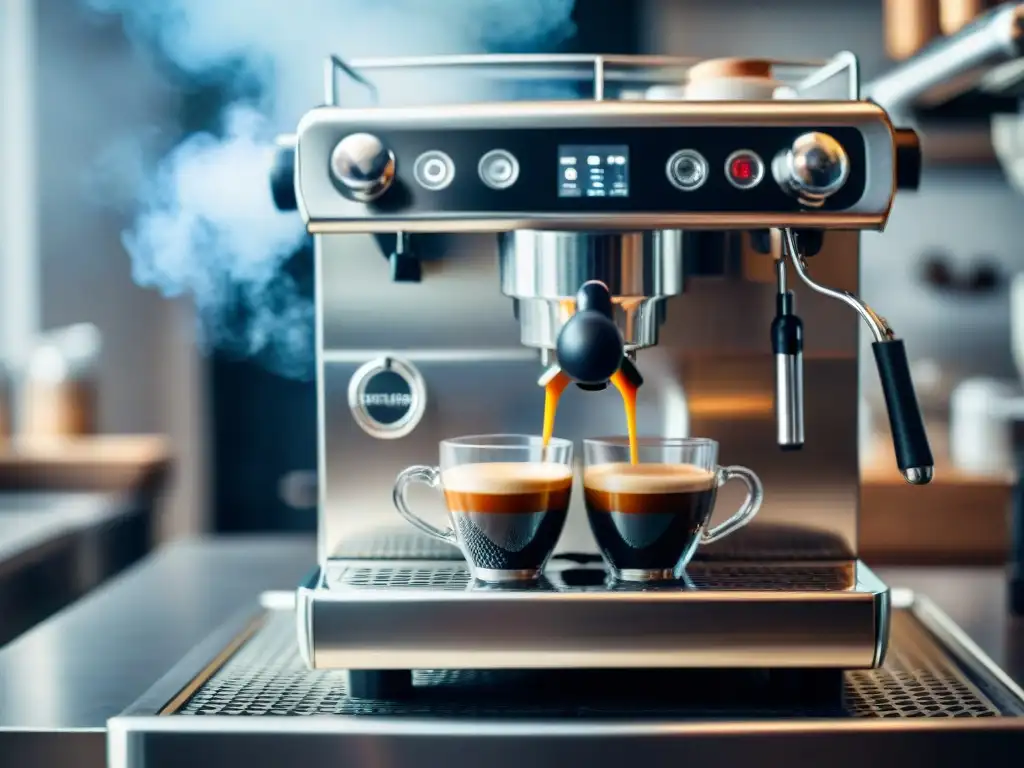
[333,565,472,590]
[331,530,462,560]
[846,621,1000,718]
[327,562,855,592]
[175,610,1009,719]
[666,563,853,591]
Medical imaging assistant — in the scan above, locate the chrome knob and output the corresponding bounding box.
[329,132,396,202]
[773,132,850,207]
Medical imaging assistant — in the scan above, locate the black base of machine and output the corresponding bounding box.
[348,670,415,700]
[346,667,846,711]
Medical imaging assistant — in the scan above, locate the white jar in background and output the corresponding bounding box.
[21,323,102,439]
[645,57,788,102]
[685,76,781,100]
[949,378,1020,476]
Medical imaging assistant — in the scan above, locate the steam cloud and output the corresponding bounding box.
[83,0,577,378]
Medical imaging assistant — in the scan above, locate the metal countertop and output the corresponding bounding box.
[0,492,156,647]
[0,537,1018,767]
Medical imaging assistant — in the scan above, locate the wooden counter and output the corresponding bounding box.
[0,436,171,493]
[860,430,1013,565]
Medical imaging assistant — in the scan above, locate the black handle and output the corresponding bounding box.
[894,128,922,191]
[269,144,298,211]
[771,293,802,355]
[556,281,626,387]
[872,339,934,484]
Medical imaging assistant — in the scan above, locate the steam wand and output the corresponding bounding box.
[782,228,933,485]
[773,243,805,450]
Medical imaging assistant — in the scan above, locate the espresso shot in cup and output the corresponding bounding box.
[583,437,763,582]
[392,434,573,583]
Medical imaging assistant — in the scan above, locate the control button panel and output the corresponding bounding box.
[347,356,427,439]
[725,149,765,190]
[479,149,520,190]
[298,102,898,230]
[666,149,708,191]
[413,150,455,191]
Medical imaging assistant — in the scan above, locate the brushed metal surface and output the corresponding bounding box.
[775,352,805,446]
[104,594,1024,768]
[318,231,860,563]
[300,559,886,670]
[0,538,314,727]
[174,598,1013,718]
[0,492,153,647]
[499,231,683,349]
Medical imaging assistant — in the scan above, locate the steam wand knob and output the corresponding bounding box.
[555,281,642,391]
[773,132,850,208]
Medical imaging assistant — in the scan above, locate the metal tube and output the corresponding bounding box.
[867,2,1024,115]
[784,230,893,343]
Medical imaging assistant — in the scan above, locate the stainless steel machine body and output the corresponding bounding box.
[287,53,921,675]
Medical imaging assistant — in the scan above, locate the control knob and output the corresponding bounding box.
[772,132,849,208]
[330,132,396,202]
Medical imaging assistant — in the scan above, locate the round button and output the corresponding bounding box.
[790,132,850,196]
[347,356,427,439]
[413,150,455,191]
[666,149,708,191]
[478,149,520,190]
[772,132,850,208]
[725,149,765,190]
[329,133,396,202]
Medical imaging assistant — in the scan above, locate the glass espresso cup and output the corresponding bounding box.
[583,437,763,582]
[393,434,573,582]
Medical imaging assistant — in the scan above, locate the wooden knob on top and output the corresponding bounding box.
[883,0,941,60]
[939,0,989,36]
[688,58,773,83]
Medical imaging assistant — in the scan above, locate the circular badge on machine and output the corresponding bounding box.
[347,357,427,439]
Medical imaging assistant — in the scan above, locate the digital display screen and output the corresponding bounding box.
[558,145,629,198]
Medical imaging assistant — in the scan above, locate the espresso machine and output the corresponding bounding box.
[107,54,1024,766]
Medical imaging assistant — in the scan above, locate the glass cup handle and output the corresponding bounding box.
[701,465,765,545]
[392,465,457,544]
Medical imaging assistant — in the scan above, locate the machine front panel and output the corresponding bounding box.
[296,102,896,231]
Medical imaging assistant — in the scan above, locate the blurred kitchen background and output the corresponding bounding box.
[0,0,1019,574]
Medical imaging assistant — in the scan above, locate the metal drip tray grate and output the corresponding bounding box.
[331,530,462,560]
[175,609,1011,719]
[328,561,857,592]
[335,565,472,590]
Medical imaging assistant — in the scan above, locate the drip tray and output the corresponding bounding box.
[179,609,997,719]
[298,559,889,670]
[108,593,1024,768]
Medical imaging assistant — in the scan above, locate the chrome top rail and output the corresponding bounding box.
[323,52,859,106]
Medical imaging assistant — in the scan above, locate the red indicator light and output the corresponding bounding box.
[731,157,752,180]
[726,151,763,189]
